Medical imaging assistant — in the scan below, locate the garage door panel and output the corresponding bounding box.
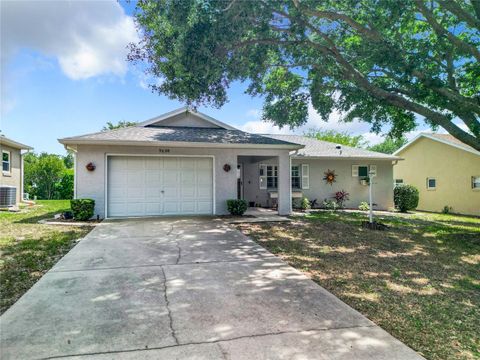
[108,156,213,217]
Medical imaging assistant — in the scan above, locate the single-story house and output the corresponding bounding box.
[0,135,33,206]
[394,133,480,216]
[59,107,400,218]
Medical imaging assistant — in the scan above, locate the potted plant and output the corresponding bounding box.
[360,176,370,186]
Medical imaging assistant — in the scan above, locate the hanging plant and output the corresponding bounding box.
[323,169,337,185]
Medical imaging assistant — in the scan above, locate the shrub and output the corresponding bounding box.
[70,199,95,221]
[394,185,419,212]
[358,201,370,211]
[226,199,248,216]
[333,190,350,208]
[442,205,453,214]
[300,197,311,211]
[323,199,339,211]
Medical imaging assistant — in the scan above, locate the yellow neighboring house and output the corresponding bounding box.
[393,133,480,216]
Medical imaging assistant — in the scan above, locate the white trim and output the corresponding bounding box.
[104,153,216,219]
[394,133,480,157]
[58,139,302,150]
[2,150,11,174]
[426,177,436,190]
[293,155,401,161]
[0,136,32,150]
[73,152,77,199]
[289,156,292,213]
[136,106,237,130]
[301,164,309,189]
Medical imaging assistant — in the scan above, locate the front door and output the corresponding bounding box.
[237,163,244,199]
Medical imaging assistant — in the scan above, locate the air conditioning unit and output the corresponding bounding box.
[0,186,17,207]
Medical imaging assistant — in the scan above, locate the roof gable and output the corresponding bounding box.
[394,133,480,157]
[138,107,236,130]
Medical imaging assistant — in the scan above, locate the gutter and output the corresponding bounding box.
[57,139,304,151]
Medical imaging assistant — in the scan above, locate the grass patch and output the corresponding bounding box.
[0,200,92,314]
[237,210,480,360]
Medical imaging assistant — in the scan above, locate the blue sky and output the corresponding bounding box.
[1,0,433,155]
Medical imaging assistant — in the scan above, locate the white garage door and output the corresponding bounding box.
[107,156,213,217]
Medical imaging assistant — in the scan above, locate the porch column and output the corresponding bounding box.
[277,152,291,215]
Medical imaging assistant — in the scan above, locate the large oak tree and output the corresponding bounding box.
[129,0,480,150]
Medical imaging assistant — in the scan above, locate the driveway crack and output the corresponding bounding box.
[160,266,179,345]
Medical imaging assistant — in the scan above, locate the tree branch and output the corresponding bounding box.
[414,0,480,62]
[438,0,480,30]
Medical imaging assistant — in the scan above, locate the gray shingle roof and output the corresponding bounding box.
[59,126,302,147]
[267,134,401,160]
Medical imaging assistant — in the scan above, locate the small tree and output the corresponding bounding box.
[368,137,407,154]
[305,129,367,148]
[102,120,138,131]
[394,185,420,212]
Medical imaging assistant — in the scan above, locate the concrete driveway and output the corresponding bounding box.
[1,218,422,360]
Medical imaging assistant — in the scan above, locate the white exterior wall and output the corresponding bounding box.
[292,158,394,210]
[240,158,394,211]
[74,144,291,218]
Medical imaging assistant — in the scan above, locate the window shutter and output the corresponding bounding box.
[369,165,377,177]
[259,164,267,189]
[352,165,359,177]
[301,164,309,189]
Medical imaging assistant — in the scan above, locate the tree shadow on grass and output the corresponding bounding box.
[237,214,480,360]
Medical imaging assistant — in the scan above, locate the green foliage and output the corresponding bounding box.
[24,153,68,200]
[70,199,95,221]
[63,152,74,169]
[130,0,480,150]
[359,201,370,211]
[226,199,248,216]
[368,137,407,154]
[55,169,74,200]
[305,129,367,148]
[102,121,138,131]
[322,199,339,211]
[442,205,453,214]
[394,185,420,212]
[300,197,311,211]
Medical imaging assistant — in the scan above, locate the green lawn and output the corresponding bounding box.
[0,200,92,314]
[237,210,480,360]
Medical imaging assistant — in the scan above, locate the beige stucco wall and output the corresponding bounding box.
[74,144,292,218]
[394,137,480,216]
[0,144,22,204]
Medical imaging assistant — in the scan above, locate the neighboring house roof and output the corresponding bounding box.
[0,135,32,150]
[393,133,480,157]
[267,134,401,160]
[59,125,303,149]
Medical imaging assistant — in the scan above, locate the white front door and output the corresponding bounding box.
[107,156,213,217]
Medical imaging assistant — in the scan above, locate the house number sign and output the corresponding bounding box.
[159,149,170,153]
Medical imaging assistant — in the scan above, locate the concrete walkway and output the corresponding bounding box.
[1,218,422,360]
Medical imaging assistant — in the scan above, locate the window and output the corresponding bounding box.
[352,165,369,177]
[472,176,480,189]
[291,165,301,189]
[427,177,436,190]
[2,151,10,173]
[395,179,404,187]
[259,164,277,189]
[266,165,278,189]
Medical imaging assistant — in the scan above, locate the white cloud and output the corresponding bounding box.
[239,104,386,144]
[1,0,138,80]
